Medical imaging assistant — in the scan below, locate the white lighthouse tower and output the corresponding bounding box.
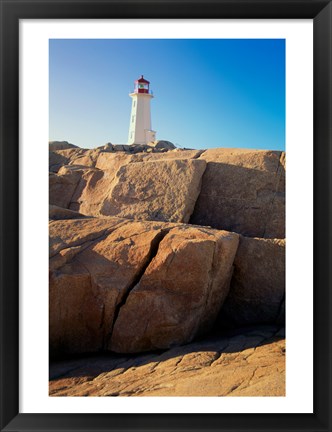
[128,75,156,145]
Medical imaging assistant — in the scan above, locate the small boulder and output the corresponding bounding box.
[149,140,176,150]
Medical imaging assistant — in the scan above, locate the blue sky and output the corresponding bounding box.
[49,39,285,151]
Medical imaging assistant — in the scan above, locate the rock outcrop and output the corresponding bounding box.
[110,225,239,353]
[49,146,285,238]
[49,140,78,151]
[49,151,71,173]
[148,140,176,150]
[49,205,87,220]
[218,236,285,327]
[50,151,208,223]
[49,142,286,396]
[190,148,285,238]
[49,148,91,172]
[100,159,207,223]
[49,325,285,397]
[49,170,81,209]
[50,217,239,356]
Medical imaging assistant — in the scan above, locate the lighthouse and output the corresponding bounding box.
[128,75,156,145]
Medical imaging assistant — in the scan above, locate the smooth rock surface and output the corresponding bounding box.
[190,148,285,238]
[49,325,285,397]
[219,236,285,327]
[100,159,207,223]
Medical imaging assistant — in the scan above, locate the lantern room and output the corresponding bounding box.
[134,75,150,94]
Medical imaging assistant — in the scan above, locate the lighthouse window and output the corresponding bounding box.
[132,115,135,123]
[133,101,136,107]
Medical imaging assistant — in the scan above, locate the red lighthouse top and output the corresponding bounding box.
[134,75,150,94]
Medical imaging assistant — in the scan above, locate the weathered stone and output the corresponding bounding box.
[50,218,163,355]
[53,148,87,166]
[57,164,87,177]
[113,144,131,152]
[95,149,203,171]
[49,205,87,220]
[68,148,102,167]
[49,151,70,173]
[190,148,285,238]
[127,144,152,153]
[49,325,285,397]
[49,217,126,258]
[219,236,285,327]
[49,218,239,356]
[49,170,81,209]
[49,146,286,359]
[75,155,207,221]
[141,149,203,161]
[53,165,112,217]
[264,152,286,238]
[50,165,101,212]
[103,142,113,150]
[49,218,170,355]
[68,168,112,216]
[100,159,207,223]
[95,152,133,171]
[110,225,239,353]
[95,142,113,151]
[49,141,78,151]
[149,140,176,150]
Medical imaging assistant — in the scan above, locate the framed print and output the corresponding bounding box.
[0,0,331,431]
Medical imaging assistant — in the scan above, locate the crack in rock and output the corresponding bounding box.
[107,228,171,346]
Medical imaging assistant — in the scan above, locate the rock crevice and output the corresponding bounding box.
[49,218,240,356]
[107,229,170,346]
[49,144,286,399]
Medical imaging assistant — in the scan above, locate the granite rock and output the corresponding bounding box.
[190,148,285,238]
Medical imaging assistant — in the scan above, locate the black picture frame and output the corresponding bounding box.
[1,0,331,431]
